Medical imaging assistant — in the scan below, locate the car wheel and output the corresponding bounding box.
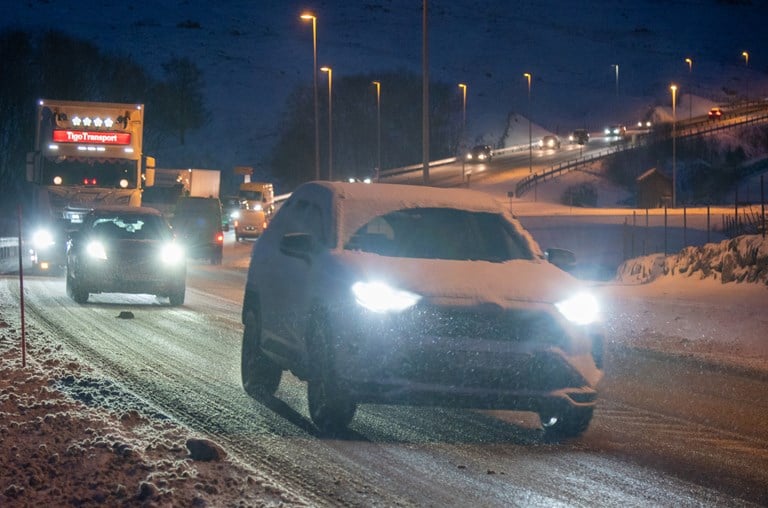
[168,285,185,306]
[539,406,593,442]
[306,310,357,435]
[241,307,282,398]
[66,268,89,304]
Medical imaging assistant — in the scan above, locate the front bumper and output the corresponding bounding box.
[326,304,603,411]
[77,262,185,296]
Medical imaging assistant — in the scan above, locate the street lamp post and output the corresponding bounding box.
[671,84,678,208]
[300,13,320,181]
[458,83,467,184]
[611,64,619,96]
[524,73,532,174]
[372,80,381,180]
[321,66,333,181]
[458,83,467,135]
[685,57,693,121]
[742,51,750,102]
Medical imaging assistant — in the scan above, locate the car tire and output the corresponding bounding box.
[241,307,282,398]
[306,310,357,435]
[168,285,186,306]
[66,268,89,304]
[539,406,593,442]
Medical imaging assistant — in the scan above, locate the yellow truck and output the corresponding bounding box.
[238,182,274,217]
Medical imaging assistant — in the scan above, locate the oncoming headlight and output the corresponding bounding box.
[555,291,600,325]
[32,229,55,249]
[352,281,421,313]
[86,241,107,260]
[160,243,185,264]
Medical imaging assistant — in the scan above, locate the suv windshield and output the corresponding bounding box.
[344,208,533,262]
[88,214,171,241]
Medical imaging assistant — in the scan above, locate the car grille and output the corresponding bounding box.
[401,306,567,345]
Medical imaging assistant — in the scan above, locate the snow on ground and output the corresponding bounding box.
[0,303,308,506]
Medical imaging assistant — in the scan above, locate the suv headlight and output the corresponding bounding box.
[352,281,421,313]
[555,291,600,325]
[161,243,185,265]
[86,240,108,260]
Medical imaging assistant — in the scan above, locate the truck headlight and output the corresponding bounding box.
[555,291,600,325]
[352,281,421,313]
[32,229,55,249]
[86,241,108,260]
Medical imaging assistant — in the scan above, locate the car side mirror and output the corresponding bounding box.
[280,232,314,263]
[546,247,576,272]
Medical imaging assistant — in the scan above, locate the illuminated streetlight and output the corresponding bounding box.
[671,84,678,208]
[321,66,333,181]
[458,83,467,135]
[611,64,619,96]
[524,73,532,174]
[742,51,750,101]
[685,57,693,121]
[372,81,381,179]
[300,12,320,181]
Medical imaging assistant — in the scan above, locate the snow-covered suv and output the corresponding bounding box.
[240,182,604,440]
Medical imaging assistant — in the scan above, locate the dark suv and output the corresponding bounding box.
[172,197,225,265]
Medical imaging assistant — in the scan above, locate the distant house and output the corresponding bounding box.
[636,168,672,208]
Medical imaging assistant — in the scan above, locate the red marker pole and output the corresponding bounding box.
[17,204,26,368]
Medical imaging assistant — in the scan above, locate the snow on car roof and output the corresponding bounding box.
[292,181,543,255]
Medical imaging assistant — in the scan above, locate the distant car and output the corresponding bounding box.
[240,181,604,440]
[222,195,243,227]
[234,202,268,241]
[637,120,652,129]
[604,124,627,138]
[172,196,225,265]
[465,144,493,163]
[708,107,723,120]
[539,135,561,150]
[65,206,186,305]
[568,129,590,145]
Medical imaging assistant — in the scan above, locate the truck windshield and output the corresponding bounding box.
[40,157,137,188]
[238,190,263,201]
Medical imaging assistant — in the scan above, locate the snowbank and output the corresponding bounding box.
[0,310,306,507]
[616,234,768,285]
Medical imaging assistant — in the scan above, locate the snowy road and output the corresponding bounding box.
[4,256,768,506]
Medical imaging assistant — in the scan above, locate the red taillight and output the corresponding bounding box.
[82,178,97,185]
[215,232,224,243]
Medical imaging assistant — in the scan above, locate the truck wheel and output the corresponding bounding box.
[306,310,357,435]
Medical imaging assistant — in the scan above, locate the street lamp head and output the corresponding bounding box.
[320,66,331,73]
[670,84,678,93]
[300,13,316,21]
[685,57,693,68]
[458,83,467,90]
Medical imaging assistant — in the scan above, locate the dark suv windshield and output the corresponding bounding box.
[87,214,171,241]
[344,208,533,262]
